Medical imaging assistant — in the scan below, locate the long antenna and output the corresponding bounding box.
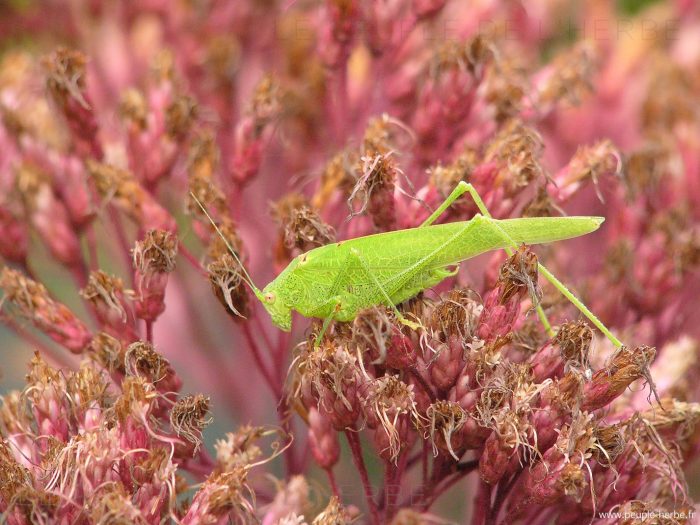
[189,192,261,295]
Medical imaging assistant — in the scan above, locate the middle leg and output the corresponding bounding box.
[347,248,422,330]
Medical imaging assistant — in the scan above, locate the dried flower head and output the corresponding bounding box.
[312,496,356,525]
[554,320,593,375]
[583,345,657,412]
[425,400,468,460]
[133,229,178,276]
[485,119,544,192]
[170,394,212,454]
[119,88,148,130]
[215,425,266,471]
[428,288,481,343]
[124,341,180,392]
[283,203,336,253]
[208,253,249,318]
[293,342,364,430]
[43,47,88,108]
[80,270,128,323]
[87,160,175,231]
[165,94,197,139]
[497,245,541,306]
[363,375,420,462]
[132,229,177,322]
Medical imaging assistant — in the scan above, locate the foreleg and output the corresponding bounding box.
[314,298,343,348]
[311,252,353,348]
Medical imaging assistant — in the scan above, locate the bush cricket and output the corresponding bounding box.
[193,182,622,348]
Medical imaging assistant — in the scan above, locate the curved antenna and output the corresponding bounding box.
[189,192,262,296]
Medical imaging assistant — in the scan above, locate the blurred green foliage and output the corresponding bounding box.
[617,0,663,15]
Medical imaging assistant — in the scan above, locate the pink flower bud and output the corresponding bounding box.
[230,76,281,185]
[429,336,465,392]
[529,340,563,383]
[87,160,176,232]
[16,163,82,268]
[476,287,521,341]
[549,140,621,203]
[582,345,656,412]
[0,206,28,264]
[479,429,514,485]
[0,267,92,353]
[412,0,447,19]
[478,246,540,341]
[523,461,586,506]
[317,0,359,68]
[133,229,177,323]
[308,407,340,469]
[43,48,102,158]
[80,270,137,337]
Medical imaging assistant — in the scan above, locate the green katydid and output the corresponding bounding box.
[193,181,623,348]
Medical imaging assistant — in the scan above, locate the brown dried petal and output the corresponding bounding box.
[165,95,197,138]
[42,47,89,109]
[133,229,178,275]
[497,246,541,306]
[208,253,249,318]
[170,394,212,454]
[80,270,127,321]
[582,345,657,412]
[555,320,593,373]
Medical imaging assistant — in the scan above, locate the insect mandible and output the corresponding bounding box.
[193,181,622,348]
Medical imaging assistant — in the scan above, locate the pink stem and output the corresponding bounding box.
[145,320,154,343]
[85,223,98,270]
[490,471,522,524]
[326,467,339,497]
[410,368,437,402]
[241,321,281,399]
[345,430,380,525]
[421,459,479,510]
[472,480,493,525]
[252,309,275,357]
[384,450,408,520]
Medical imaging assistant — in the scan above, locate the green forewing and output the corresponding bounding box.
[279,215,603,320]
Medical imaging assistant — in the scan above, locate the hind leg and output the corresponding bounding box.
[423,182,622,348]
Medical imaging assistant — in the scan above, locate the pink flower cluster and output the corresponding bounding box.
[0,1,699,524]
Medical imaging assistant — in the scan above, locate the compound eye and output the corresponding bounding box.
[264,292,276,304]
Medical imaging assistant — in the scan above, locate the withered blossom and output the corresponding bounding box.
[132,229,178,323]
[170,394,212,454]
[0,267,92,353]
